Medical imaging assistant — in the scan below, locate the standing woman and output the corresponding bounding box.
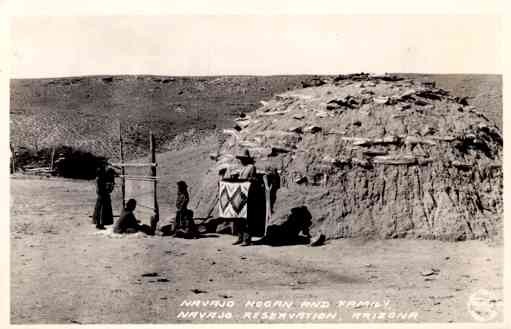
[92,161,115,229]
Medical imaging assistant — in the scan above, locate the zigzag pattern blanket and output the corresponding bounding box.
[218,181,251,219]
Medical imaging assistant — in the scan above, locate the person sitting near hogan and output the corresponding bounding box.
[113,199,152,234]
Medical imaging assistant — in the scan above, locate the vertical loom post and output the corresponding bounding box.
[119,121,126,208]
[150,131,159,222]
[262,175,271,236]
[10,143,15,173]
[49,146,55,173]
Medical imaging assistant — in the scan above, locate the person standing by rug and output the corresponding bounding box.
[92,161,115,230]
[232,150,257,246]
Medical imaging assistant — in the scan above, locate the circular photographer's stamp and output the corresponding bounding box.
[467,289,499,322]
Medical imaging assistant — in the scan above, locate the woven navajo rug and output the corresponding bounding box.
[218,181,251,219]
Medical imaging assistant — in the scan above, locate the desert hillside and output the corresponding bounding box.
[10,74,501,163]
[10,75,315,159]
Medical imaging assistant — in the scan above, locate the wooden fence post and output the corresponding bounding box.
[49,146,56,173]
[119,121,126,208]
[150,131,159,224]
[10,143,15,173]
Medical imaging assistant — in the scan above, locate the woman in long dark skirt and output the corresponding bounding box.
[92,162,115,229]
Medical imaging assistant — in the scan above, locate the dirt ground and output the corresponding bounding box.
[10,176,504,324]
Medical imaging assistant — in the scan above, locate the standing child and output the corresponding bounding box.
[175,181,189,230]
[174,181,198,238]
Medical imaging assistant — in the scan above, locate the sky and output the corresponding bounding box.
[10,15,502,78]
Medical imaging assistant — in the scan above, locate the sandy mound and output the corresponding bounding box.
[192,74,502,241]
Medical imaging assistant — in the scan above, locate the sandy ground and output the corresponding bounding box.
[10,177,503,324]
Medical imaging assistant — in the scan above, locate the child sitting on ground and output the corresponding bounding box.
[113,199,153,234]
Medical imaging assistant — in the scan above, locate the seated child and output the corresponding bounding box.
[113,199,152,234]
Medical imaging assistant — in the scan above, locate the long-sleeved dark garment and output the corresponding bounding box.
[92,168,114,226]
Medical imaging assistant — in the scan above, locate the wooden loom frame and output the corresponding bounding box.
[112,121,159,223]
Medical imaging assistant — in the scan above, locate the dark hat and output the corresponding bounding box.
[236,149,253,160]
[177,180,188,188]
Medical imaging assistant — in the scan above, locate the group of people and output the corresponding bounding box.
[219,149,281,246]
[91,161,195,237]
[91,149,310,246]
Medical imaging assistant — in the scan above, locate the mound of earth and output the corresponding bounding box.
[192,74,502,241]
